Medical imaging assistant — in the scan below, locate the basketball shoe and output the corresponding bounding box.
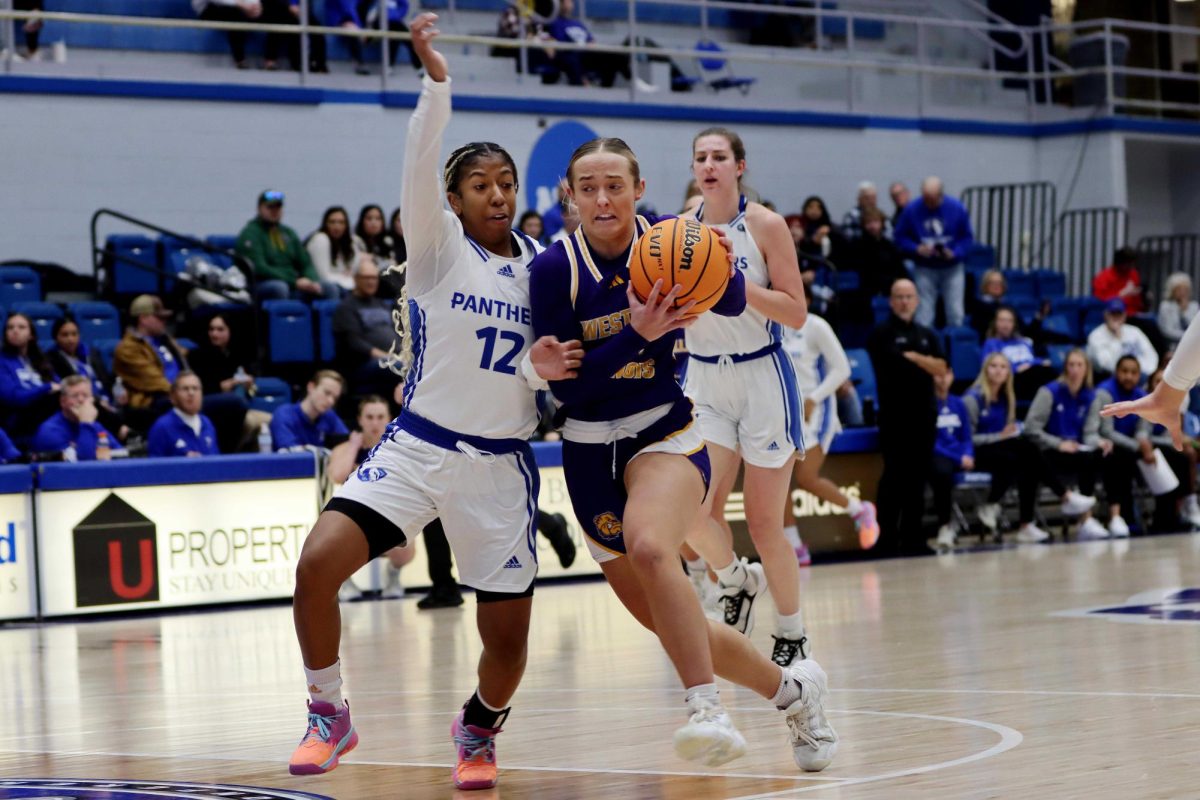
[288,700,358,775]
[781,660,838,772]
[718,559,766,635]
[1061,490,1097,516]
[451,710,503,789]
[673,696,747,766]
[1077,516,1110,540]
[771,632,811,667]
[794,541,812,567]
[852,500,880,549]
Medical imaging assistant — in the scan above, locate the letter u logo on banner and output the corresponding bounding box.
[107,539,155,600]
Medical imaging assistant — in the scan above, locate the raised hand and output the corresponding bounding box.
[1102,380,1188,450]
[410,13,448,82]
[530,335,585,380]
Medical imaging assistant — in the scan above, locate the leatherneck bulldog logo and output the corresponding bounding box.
[592,511,623,541]
[1052,587,1200,625]
[0,779,333,799]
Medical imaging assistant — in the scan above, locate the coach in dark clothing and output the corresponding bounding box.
[867,278,949,555]
[332,257,402,402]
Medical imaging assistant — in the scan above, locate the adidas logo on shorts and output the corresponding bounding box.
[767,441,780,451]
[503,556,522,569]
[496,264,516,278]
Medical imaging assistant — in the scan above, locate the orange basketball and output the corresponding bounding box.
[630,218,729,316]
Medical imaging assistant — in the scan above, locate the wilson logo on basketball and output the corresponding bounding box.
[72,493,160,608]
[678,221,704,271]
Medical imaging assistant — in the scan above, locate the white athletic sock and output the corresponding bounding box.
[684,682,721,712]
[304,660,344,706]
[713,558,747,589]
[776,610,805,638]
[685,557,706,574]
[782,524,802,549]
[846,497,863,516]
[771,666,803,710]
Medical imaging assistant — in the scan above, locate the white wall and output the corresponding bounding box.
[1124,137,1200,246]
[0,91,1140,271]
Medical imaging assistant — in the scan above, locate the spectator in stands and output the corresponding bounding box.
[112,295,187,416]
[47,317,126,441]
[328,394,416,600]
[0,312,59,443]
[889,181,910,227]
[867,278,948,554]
[261,0,328,72]
[147,372,219,458]
[895,176,975,329]
[847,207,906,298]
[1086,299,1158,379]
[11,0,43,61]
[1024,348,1108,540]
[239,191,337,301]
[31,375,123,461]
[795,195,843,261]
[1094,355,1150,537]
[970,269,1006,339]
[929,368,972,550]
[842,181,892,241]
[550,200,581,243]
[1158,272,1198,348]
[192,0,259,69]
[1146,367,1200,529]
[0,427,21,463]
[534,0,623,86]
[518,210,546,246]
[333,257,403,403]
[542,184,567,240]
[324,0,372,75]
[354,204,399,265]
[269,369,348,451]
[388,207,408,264]
[963,353,1048,543]
[363,0,422,71]
[493,0,545,67]
[187,313,272,448]
[982,306,1057,400]
[1092,246,1144,316]
[306,206,360,295]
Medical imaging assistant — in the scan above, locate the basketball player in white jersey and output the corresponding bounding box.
[682,127,812,668]
[287,15,580,791]
[782,284,880,560]
[1103,312,1200,448]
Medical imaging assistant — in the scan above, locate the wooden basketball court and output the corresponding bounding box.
[3,534,1198,799]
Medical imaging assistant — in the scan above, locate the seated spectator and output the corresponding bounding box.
[47,316,127,441]
[192,0,259,69]
[1094,355,1150,537]
[270,370,348,451]
[1086,299,1158,378]
[354,204,400,266]
[186,313,272,449]
[982,306,1057,400]
[889,181,910,228]
[388,207,408,264]
[795,195,844,261]
[963,353,1047,543]
[238,191,338,301]
[1023,348,1108,539]
[842,181,892,242]
[147,372,220,458]
[1146,367,1200,529]
[1092,246,1144,316]
[0,427,21,463]
[363,0,421,71]
[846,207,906,299]
[518,210,546,246]
[10,0,44,61]
[333,258,403,404]
[1158,272,1198,347]
[0,312,60,443]
[32,375,124,461]
[113,295,187,416]
[493,0,545,64]
[970,269,1006,339]
[324,0,372,74]
[533,0,623,87]
[261,0,327,72]
[929,369,973,549]
[328,395,414,599]
[895,176,974,330]
[306,206,360,295]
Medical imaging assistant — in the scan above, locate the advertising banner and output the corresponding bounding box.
[0,477,36,621]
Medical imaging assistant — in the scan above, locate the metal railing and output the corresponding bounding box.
[1044,206,1128,296]
[1137,235,1200,308]
[962,182,1057,269]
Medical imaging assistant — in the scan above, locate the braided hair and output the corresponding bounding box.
[443,142,520,198]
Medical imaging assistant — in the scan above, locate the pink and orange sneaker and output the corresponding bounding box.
[289,700,359,776]
[853,501,880,550]
[451,709,502,790]
[794,542,812,567]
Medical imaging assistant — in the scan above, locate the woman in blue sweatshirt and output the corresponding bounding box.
[929,369,973,549]
[981,306,1057,401]
[0,312,59,444]
[1023,348,1109,540]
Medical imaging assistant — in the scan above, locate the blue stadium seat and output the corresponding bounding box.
[1033,269,1066,300]
[313,299,340,363]
[175,338,198,352]
[105,234,160,295]
[66,302,122,345]
[93,338,121,374]
[1011,297,1040,325]
[695,40,756,93]
[965,244,996,270]
[1002,269,1037,300]
[845,348,877,411]
[1047,344,1073,371]
[263,300,314,364]
[1081,299,1107,338]
[833,271,860,292]
[871,295,891,325]
[942,326,982,380]
[1041,312,1077,342]
[159,235,207,291]
[11,301,64,344]
[205,234,240,253]
[818,2,886,40]
[250,376,292,413]
[0,266,41,306]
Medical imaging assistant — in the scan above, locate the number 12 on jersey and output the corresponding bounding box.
[476,327,525,375]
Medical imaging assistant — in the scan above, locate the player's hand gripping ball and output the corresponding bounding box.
[631,218,730,316]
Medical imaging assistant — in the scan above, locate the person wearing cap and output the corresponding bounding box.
[1086,298,1158,379]
[113,295,189,413]
[237,191,339,302]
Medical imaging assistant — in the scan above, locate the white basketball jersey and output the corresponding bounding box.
[782,313,837,395]
[685,195,779,358]
[403,224,542,440]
